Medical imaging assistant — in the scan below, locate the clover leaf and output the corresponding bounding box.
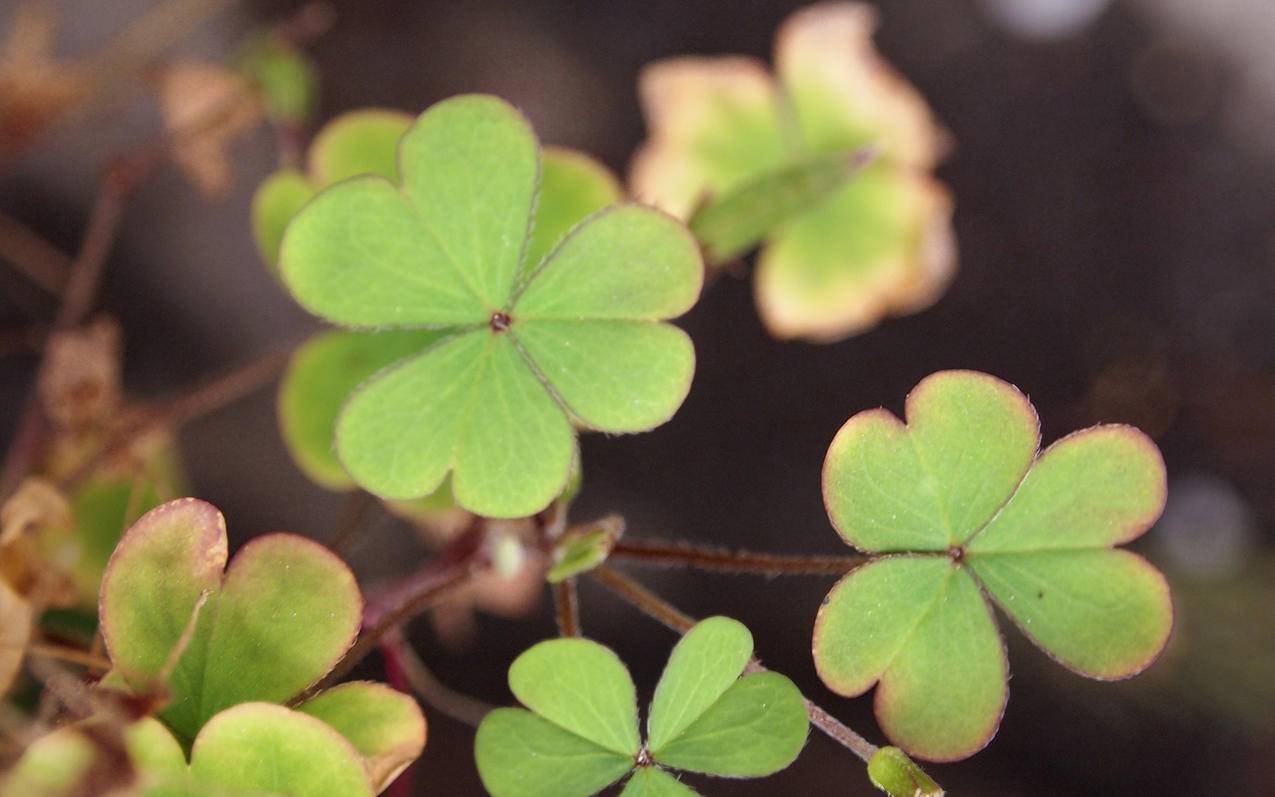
[812,370,1173,761]
[630,3,953,341]
[265,110,624,510]
[97,499,423,772]
[278,94,702,518]
[474,616,808,796]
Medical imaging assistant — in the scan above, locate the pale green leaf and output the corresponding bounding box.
[398,94,538,308]
[650,671,808,776]
[279,329,447,489]
[773,3,941,167]
[647,616,753,752]
[298,681,426,793]
[966,425,1167,553]
[513,205,702,321]
[620,767,699,797]
[813,556,1005,762]
[755,167,953,341]
[968,549,1172,679]
[251,168,314,269]
[867,746,944,797]
[546,516,622,583]
[822,370,1038,553]
[99,500,361,742]
[522,147,622,277]
[309,109,412,185]
[190,703,373,797]
[507,637,640,757]
[689,148,870,263]
[280,175,488,327]
[513,320,694,431]
[474,708,634,797]
[334,331,575,518]
[631,57,788,219]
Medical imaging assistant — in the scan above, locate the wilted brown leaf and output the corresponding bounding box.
[0,2,87,156]
[153,60,264,198]
[38,316,122,436]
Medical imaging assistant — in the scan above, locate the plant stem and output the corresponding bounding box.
[611,537,863,576]
[553,578,581,637]
[26,643,111,672]
[589,565,879,763]
[0,212,70,294]
[381,630,493,728]
[329,490,376,556]
[306,523,490,697]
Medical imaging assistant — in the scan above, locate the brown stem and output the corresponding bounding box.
[611,538,864,576]
[26,643,111,673]
[553,578,580,637]
[304,523,490,698]
[381,630,493,728]
[329,490,376,557]
[0,170,135,500]
[589,565,879,763]
[0,212,70,294]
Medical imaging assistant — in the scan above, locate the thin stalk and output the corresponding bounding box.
[0,212,70,294]
[26,643,111,672]
[382,630,493,728]
[304,523,490,698]
[611,537,864,576]
[589,565,879,763]
[553,578,580,637]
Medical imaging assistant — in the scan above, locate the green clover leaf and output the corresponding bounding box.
[278,94,702,518]
[813,370,1173,761]
[97,498,425,785]
[631,3,953,341]
[474,616,808,796]
[267,111,622,510]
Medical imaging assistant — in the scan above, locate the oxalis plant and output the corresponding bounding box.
[0,3,1177,797]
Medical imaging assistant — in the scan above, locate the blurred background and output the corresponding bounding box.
[2,0,1274,793]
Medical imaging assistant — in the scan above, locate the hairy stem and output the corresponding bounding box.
[611,537,864,576]
[553,578,581,637]
[589,565,879,763]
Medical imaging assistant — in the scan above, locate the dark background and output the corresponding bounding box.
[3,0,1274,794]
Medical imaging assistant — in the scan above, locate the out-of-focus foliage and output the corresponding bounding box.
[631,2,954,342]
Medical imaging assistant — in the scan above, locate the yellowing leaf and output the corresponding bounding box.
[631,2,954,341]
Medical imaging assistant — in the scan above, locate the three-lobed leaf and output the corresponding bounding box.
[474,617,807,796]
[813,370,1172,761]
[279,94,702,518]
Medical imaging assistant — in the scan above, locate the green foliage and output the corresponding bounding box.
[190,703,374,797]
[279,94,701,518]
[99,498,361,742]
[251,109,411,270]
[867,746,944,797]
[6,499,424,796]
[546,515,622,583]
[298,681,427,793]
[631,3,952,341]
[689,149,872,263]
[236,35,319,125]
[813,370,1173,761]
[474,616,807,796]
